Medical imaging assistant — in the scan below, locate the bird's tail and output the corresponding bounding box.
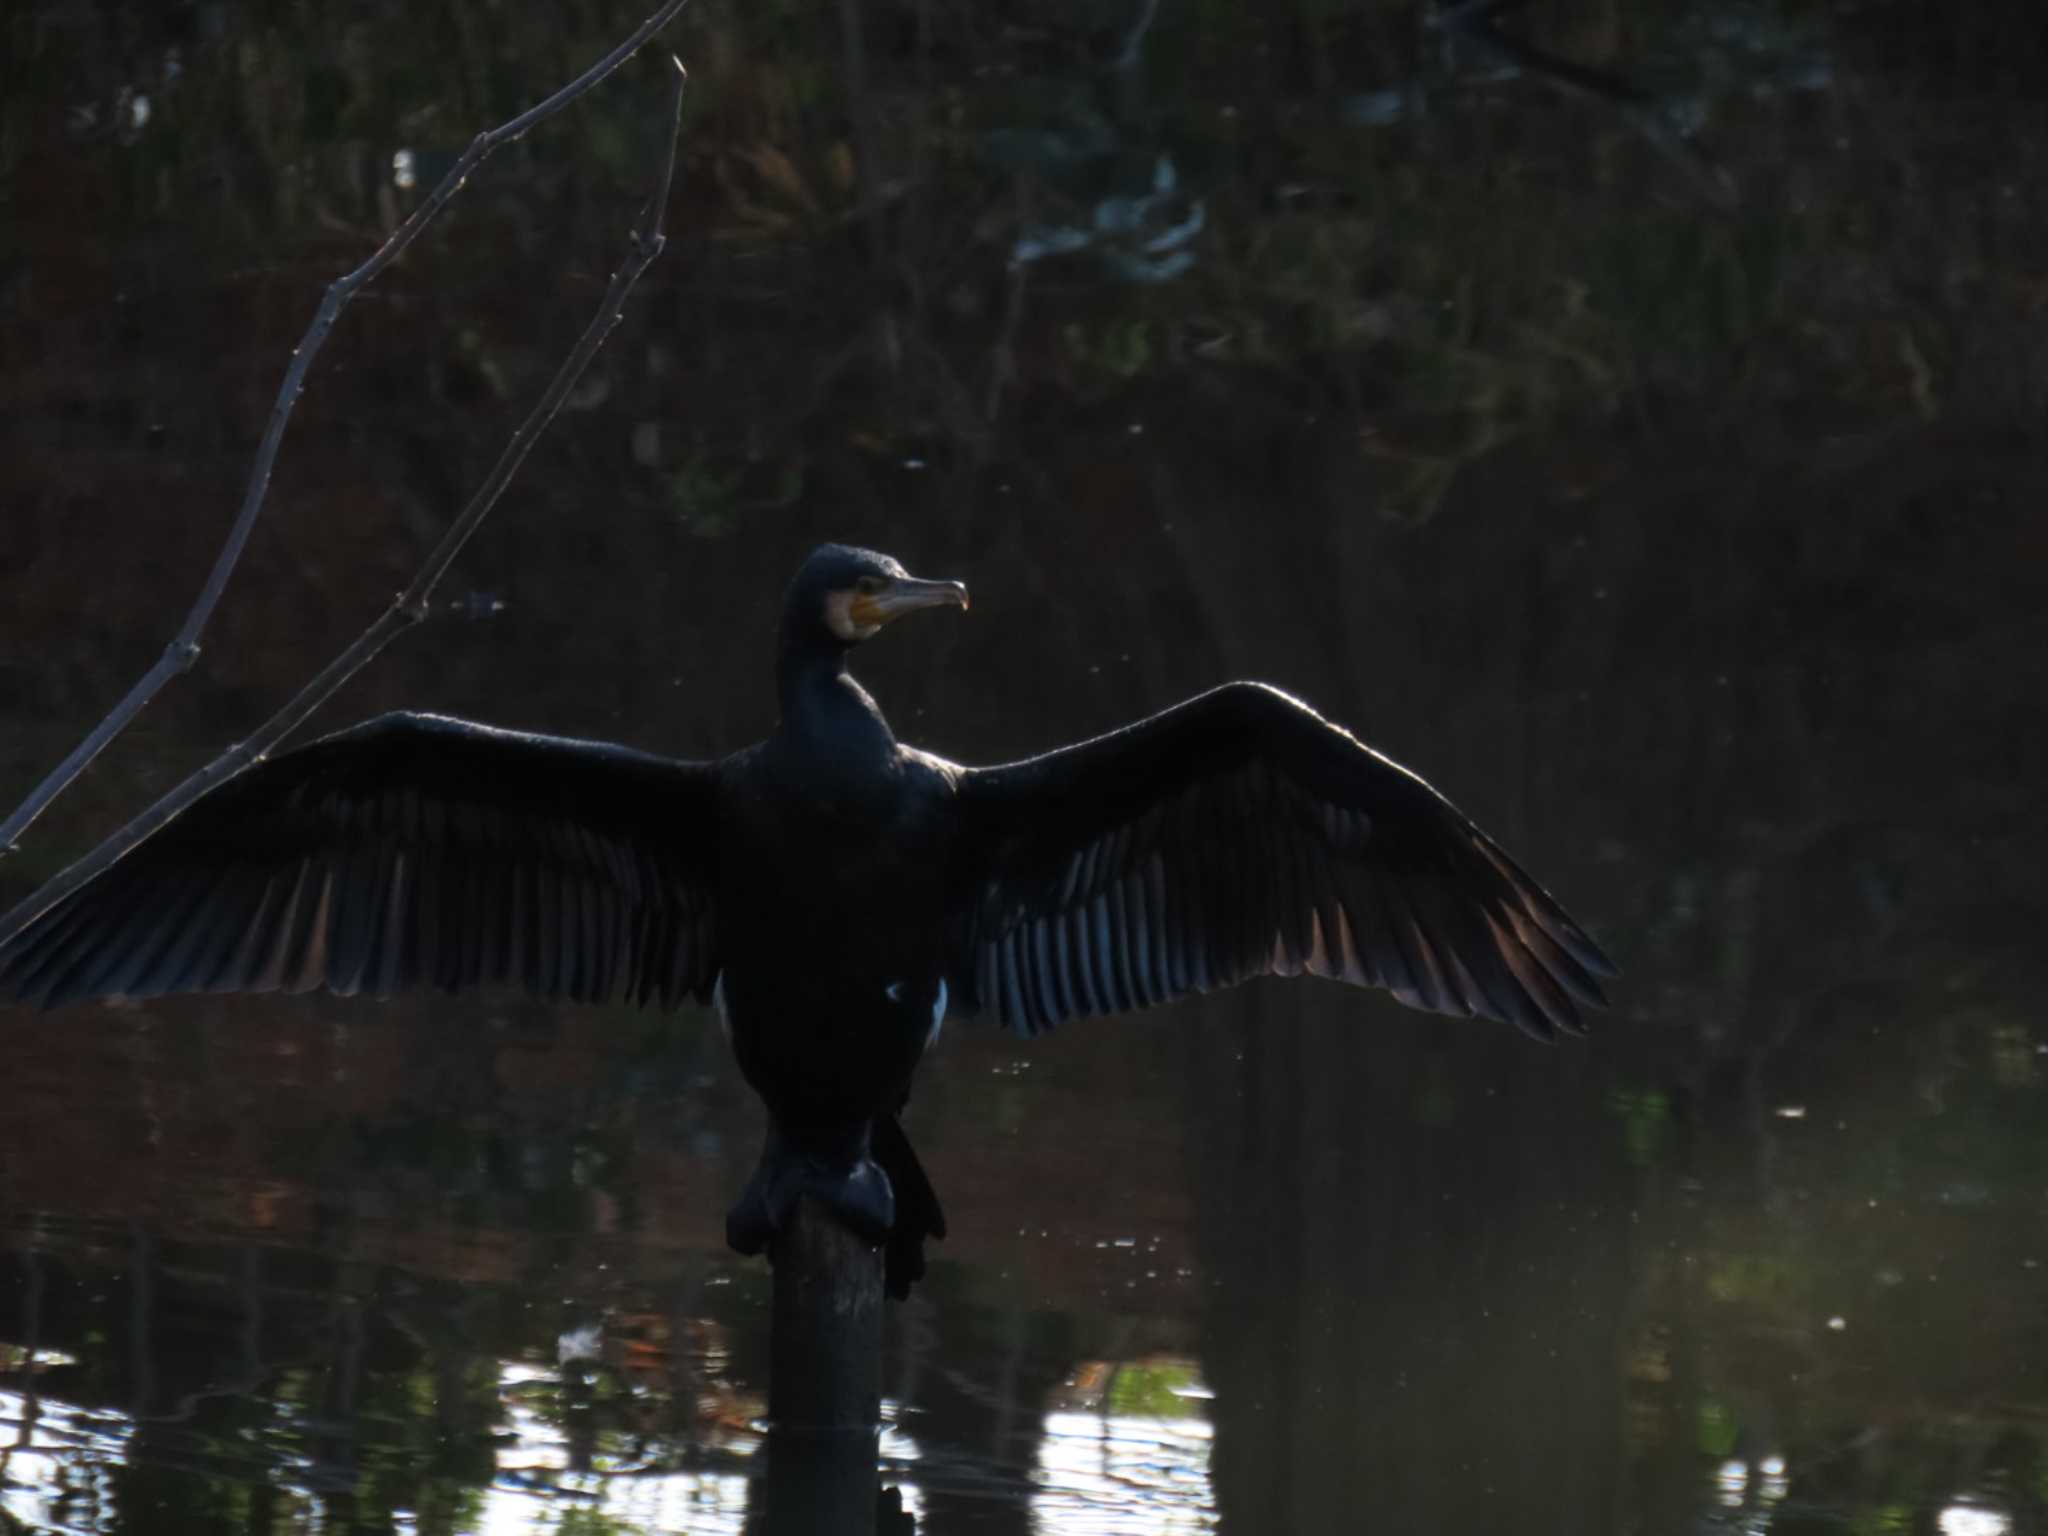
[873,1112,946,1299]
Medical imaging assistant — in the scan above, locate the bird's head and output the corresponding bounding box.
[786,544,969,651]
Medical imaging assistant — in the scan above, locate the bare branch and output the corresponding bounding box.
[0,56,691,948]
[0,0,695,858]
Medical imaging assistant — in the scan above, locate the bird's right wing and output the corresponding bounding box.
[0,713,723,1010]
[946,683,1615,1040]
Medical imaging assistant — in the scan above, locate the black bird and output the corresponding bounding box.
[0,544,1614,1294]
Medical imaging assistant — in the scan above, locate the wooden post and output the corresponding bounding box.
[754,1194,888,1535]
[770,1194,884,1427]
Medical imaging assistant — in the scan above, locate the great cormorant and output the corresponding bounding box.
[0,543,1615,1294]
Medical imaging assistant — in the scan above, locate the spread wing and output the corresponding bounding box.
[946,683,1615,1040]
[0,713,722,1010]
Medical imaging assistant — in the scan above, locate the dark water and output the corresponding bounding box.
[3,2,2046,1531]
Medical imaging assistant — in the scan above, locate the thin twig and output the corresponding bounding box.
[0,0,695,860]
[0,57,689,948]
[1113,0,1164,74]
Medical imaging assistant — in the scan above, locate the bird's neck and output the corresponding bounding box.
[776,643,897,764]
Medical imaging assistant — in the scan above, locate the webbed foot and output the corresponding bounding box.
[725,1127,897,1256]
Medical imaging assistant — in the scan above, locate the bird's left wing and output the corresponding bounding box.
[0,713,723,1010]
[945,682,1614,1040]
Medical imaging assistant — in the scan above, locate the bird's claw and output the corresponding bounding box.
[725,1150,897,1255]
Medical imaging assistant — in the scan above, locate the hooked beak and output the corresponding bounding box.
[854,575,970,629]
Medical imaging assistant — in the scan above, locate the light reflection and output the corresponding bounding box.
[482,1359,755,1533]
[1715,1457,1748,1506]
[472,1470,752,1535]
[0,1388,135,1533]
[393,147,417,190]
[1939,1505,2011,1536]
[557,1321,603,1362]
[1707,1453,1790,1531]
[1759,1456,1787,1501]
[0,1344,78,1371]
[879,1398,926,1525]
[1033,1358,1218,1533]
[1033,1411,1217,1532]
[478,1367,934,1531]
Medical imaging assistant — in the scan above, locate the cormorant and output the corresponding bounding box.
[0,543,1615,1294]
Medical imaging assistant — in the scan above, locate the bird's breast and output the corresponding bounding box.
[714,953,949,1118]
[709,748,956,1104]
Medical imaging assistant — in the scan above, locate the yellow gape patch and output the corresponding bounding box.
[825,589,883,643]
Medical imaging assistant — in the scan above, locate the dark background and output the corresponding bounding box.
[2,0,2045,1530]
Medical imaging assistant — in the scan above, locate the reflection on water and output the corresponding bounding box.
[1029,1359,1215,1531]
[1939,1508,2013,1536]
[6,0,2048,1529]
[1707,1455,1787,1535]
[0,1390,134,1532]
[1034,1412,1214,1534]
[483,1359,753,1535]
[0,1234,1218,1534]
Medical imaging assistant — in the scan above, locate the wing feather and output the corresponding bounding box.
[0,713,724,1012]
[947,682,1614,1039]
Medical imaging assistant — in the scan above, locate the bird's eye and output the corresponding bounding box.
[856,576,886,595]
